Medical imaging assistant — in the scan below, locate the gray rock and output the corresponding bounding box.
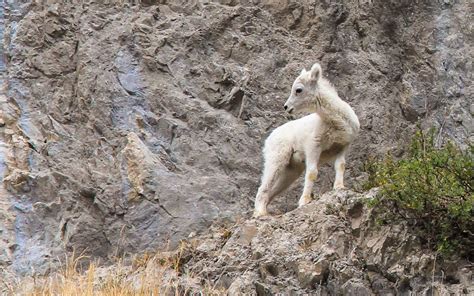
[181,190,473,294]
[342,278,374,296]
[295,259,329,288]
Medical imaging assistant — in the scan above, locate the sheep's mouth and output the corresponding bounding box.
[287,107,294,114]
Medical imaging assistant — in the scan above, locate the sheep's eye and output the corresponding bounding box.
[295,88,303,94]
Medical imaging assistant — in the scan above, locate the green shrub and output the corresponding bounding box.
[363,129,473,258]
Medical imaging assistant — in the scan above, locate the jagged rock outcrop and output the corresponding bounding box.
[0,0,472,287]
[182,190,473,295]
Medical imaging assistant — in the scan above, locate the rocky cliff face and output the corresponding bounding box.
[0,0,472,287]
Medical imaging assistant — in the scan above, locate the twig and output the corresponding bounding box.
[436,114,448,148]
[431,251,437,295]
[238,94,247,119]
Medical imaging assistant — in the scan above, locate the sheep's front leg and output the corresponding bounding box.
[298,147,321,207]
[333,152,346,190]
[254,187,270,217]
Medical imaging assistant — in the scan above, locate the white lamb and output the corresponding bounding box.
[254,63,360,217]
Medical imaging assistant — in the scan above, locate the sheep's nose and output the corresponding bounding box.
[284,105,288,110]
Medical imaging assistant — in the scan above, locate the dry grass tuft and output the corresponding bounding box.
[14,245,225,296]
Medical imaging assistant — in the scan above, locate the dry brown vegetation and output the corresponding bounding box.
[13,243,225,296]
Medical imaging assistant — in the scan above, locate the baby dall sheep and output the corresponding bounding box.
[254,63,360,217]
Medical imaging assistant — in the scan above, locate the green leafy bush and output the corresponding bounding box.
[363,129,473,258]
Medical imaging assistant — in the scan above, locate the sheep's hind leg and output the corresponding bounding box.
[254,164,302,217]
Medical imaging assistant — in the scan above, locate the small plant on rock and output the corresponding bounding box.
[363,128,473,258]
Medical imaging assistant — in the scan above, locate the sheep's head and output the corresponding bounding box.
[284,63,322,114]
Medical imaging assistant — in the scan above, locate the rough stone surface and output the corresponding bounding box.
[0,0,472,290]
[182,190,473,294]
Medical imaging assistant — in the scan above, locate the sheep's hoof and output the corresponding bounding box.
[333,185,345,190]
[298,194,312,207]
[253,211,269,218]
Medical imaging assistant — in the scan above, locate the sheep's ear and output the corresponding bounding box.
[309,63,322,84]
[300,68,307,76]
